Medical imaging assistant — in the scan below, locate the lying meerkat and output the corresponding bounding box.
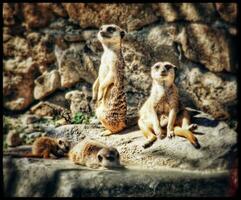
[69,139,122,169]
[92,24,127,136]
[4,136,70,159]
[138,61,200,149]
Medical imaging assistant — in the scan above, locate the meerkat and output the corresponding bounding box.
[4,136,70,159]
[138,61,200,149]
[92,24,127,135]
[69,139,121,169]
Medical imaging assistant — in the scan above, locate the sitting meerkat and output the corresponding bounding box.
[69,139,122,169]
[92,24,127,136]
[4,136,70,159]
[138,61,200,149]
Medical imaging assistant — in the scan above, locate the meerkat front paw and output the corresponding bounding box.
[101,130,113,136]
[167,130,175,139]
[142,136,157,148]
[187,124,198,131]
[157,131,165,140]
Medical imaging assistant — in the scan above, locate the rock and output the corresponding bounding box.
[3,3,19,26]
[152,3,217,23]
[50,3,67,17]
[34,70,61,99]
[175,24,233,72]
[3,157,230,197]
[6,130,22,147]
[30,101,70,118]
[178,65,237,120]
[55,44,98,87]
[215,3,237,23]
[30,33,56,72]
[65,90,91,117]
[3,58,36,110]
[4,36,29,57]
[22,3,54,29]
[21,114,41,125]
[62,3,158,31]
[47,109,237,171]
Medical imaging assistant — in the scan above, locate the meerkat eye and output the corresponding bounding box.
[165,64,174,70]
[120,31,125,38]
[107,27,116,33]
[58,140,63,145]
[155,65,160,70]
[98,155,103,162]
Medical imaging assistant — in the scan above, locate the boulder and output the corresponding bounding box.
[34,70,61,100]
[3,57,36,111]
[46,109,237,171]
[65,90,91,117]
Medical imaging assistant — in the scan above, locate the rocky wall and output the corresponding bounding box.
[3,3,238,120]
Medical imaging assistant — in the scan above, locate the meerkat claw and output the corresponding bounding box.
[167,131,175,139]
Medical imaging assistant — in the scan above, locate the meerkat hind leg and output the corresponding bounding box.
[138,120,157,148]
[174,112,200,149]
[181,110,197,131]
[43,150,51,159]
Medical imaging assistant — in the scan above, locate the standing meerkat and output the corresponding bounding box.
[69,139,122,169]
[138,61,200,149]
[4,136,70,159]
[92,24,127,135]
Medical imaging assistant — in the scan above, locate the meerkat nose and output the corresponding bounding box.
[161,68,167,73]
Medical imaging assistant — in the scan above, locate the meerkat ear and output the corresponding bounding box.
[173,65,177,72]
[120,31,125,39]
[65,92,73,100]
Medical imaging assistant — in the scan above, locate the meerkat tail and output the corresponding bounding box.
[173,126,201,149]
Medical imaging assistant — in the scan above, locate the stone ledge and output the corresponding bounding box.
[3,157,230,197]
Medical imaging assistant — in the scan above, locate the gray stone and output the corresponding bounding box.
[3,157,230,197]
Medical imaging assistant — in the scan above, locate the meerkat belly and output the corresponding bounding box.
[155,101,171,116]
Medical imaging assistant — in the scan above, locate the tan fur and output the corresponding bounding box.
[93,24,127,135]
[69,139,121,169]
[138,61,200,148]
[4,136,70,159]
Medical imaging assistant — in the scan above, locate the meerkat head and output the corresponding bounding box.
[151,61,177,86]
[97,147,121,168]
[97,24,126,49]
[56,137,70,153]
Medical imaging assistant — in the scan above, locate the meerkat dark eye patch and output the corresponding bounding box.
[58,140,63,145]
[120,31,125,39]
[107,27,116,33]
[165,64,176,71]
[98,155,103,162]
[155,65,160,69]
